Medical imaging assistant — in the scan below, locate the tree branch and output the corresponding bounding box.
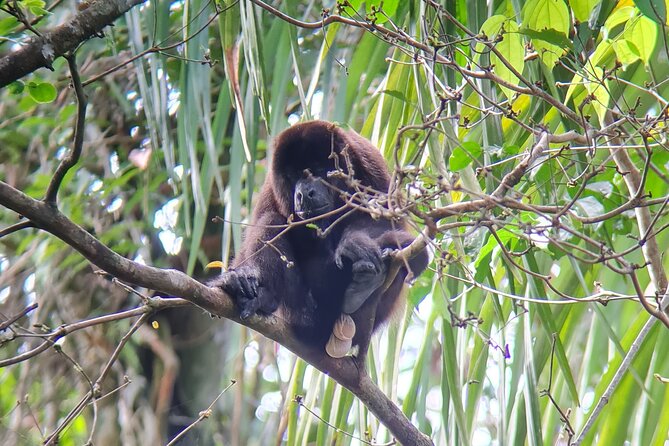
[0,180,433,445]
[44,54,87,203]
[0,0,147,88]
[605,116,668,298]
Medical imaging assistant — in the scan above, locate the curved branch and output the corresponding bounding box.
[45,54,87,203]
[0,0,147,88]
[0,180,433,446]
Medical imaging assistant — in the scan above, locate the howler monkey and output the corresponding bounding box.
[213,121,428,357]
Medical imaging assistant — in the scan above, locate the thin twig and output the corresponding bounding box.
[165,380,237,446]
[0,303,38,331]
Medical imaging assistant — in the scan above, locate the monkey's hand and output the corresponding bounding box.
[213,266,276,320]
[335,235,388,313]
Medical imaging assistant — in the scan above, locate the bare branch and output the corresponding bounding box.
[44,54,87,204]
[0,0,147,87]
[0,220,34,237]
[0,302,38,331]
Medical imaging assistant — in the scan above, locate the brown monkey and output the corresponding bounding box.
[212,121,428,357]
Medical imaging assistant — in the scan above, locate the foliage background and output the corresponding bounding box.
[0,0,668,445]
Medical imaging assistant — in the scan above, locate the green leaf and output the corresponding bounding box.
[380,89,407,101]
[503,144,521,156]
[478,16,525,99]
[569,0,600,22]
[441,317,471,445]
[522,0,570,67]
[493,21,525,99]
[340,0,398,23]
[623,13,658,64]
[8,81,24,94]
[27,81,57,103]
[19,0,48,16]
[635,0,667,25]
[345,0,364,12]
[374,0,399,19]
[604,6,636,36]
[612,39,641,66]
[584,66,610,122]
[517,27,573,50]
[589,37,616,67]
[474,229,515,282]
[477,15,507,50]
[0,17,19,35]
[449,141,482,171]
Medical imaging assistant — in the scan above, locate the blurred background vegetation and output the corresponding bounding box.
[1,0,669,445]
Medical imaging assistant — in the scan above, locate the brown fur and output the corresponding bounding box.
[213,121,429,350]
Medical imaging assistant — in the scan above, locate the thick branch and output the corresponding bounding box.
[0,0,147,88]
[0,180,432,445]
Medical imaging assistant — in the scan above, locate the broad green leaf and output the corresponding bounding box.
[623,13,658,64]
[479,16,525,99]
[522,312,544,446]
[315,379,337,444]
[580,312,651,444]
[565,60,611,120]
[584,67,610,122]
[374,0,399,19]
[612,38,641,65]
[517,27,573,49]
[477,15,507,53]
[474,229,516,282]
[0,17,19,35]
[494,20,525,99]
[285,359,307,444]
[522,0,570,68]
[569,0,600,22]
[27,81,57,103]
[603,6,636,37]
[345,31,389,116]
[345,0,364,12]
[449,141,482,171]
[589,37,616,67]
[219,0,240,49]
[530,294,580,405]
[380,89,408,102]
[635,0,667,25]
[402,312,436,416]
[19,0,48,16]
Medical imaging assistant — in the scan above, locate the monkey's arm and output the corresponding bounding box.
[212,211,302,319]
[335,228,387,314]
[335,226,429,314]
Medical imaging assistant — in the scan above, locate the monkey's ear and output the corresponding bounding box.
[325,314,356,358]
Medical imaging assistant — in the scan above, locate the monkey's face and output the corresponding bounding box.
[293,170,337,220]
